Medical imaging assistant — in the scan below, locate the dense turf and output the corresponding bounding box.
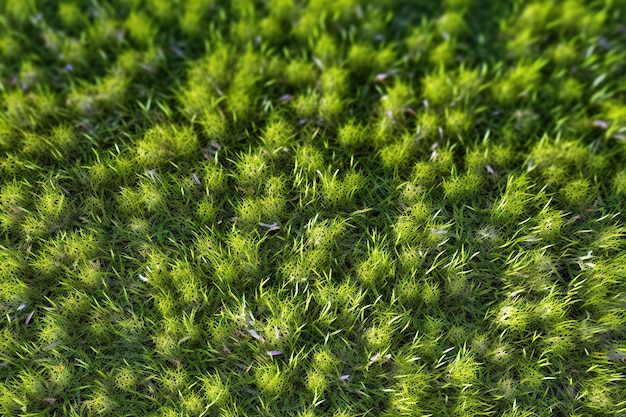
[1,0,626,416]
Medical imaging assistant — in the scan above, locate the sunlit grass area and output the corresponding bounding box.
[1,0,626,415]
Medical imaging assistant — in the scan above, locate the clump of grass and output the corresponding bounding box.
[136,124,199,167]
[337,120,372,149]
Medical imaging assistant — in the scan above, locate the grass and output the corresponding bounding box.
[1,0,626,415]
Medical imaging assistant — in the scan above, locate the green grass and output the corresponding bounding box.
[1,0,626,415]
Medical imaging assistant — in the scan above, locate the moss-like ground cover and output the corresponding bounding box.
[1,0,626,415]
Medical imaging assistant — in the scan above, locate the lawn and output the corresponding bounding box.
[1,0,625,416]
